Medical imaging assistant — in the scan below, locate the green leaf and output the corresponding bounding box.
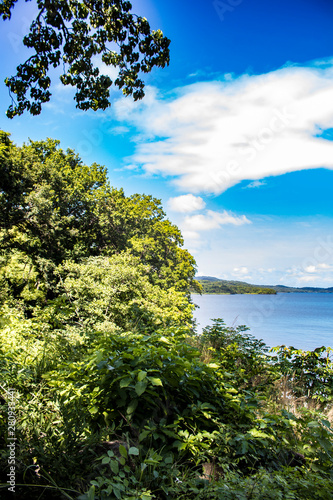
[139,430,150,441]
[135,380,148,396]
[119,444,128,459]
[158,336,171,344]
[248,429,272,439]
[308,421,320,428]
[120,377,132,388]
[114,488,122,500]
[207,363,220,369]
[241,440,249,454]
[89,406,99,415]
[110,459,119,474]
[128,446,140,456]
[127,398,138,414]
[149,376,163,386]
[87,485,95,500]
[321,419,331,429]
[138,370,147,381]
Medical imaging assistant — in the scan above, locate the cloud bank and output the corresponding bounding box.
[114,59,333,194]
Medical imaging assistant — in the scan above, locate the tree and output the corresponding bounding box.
[0,0,170,117]
[0,131,199,308]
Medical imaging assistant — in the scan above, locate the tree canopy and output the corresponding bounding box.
[0,130,199,315]
[0,0,170,117]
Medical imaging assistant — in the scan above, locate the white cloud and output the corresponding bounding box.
[304,263,332,273]
[92,55,120,81]
[183,210,251,231]
[182,230,201,240]
[245,180,266,189]
[168,194,206,213]
[115,59,333,194]
[283,258,333,285]
[232,266,252,280]
[298,275,318,283]
[233,267,249,275]
[318,263,331,269]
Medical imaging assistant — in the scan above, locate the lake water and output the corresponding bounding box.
[191,293,333,351]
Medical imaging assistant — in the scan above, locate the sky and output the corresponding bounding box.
[1,0,333,287]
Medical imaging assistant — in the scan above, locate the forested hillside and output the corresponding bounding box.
[196,276,333,294]
[195,278,276,295]
[1,131,333,499]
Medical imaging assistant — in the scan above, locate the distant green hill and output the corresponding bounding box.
[194,276,333,294]
[194,277,276,295]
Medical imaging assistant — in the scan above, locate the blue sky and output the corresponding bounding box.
[1,0,333,286]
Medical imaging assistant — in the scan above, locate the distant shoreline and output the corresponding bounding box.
[194,276,333,294]
[192,292,275,295]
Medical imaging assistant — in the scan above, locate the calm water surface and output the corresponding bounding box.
[191,293,333,351]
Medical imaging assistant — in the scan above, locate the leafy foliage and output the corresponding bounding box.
[0,133,332,498]
[0,130,198,312]
[270,345,333,410]
[1,0,170,117]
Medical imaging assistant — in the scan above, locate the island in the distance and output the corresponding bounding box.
[194,276,333,295]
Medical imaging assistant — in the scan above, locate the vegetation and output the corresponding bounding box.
[196,276,333,294]
[195,278,277,295]
[0,0,170,117]
[269,285,333,293]
[1,132,333,499]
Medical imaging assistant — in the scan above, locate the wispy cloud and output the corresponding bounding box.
[244,180,267,189]
[183,210,251,231]
[298,275,318,283]
[114,59,333,194]
[283,260,333,286]
[231,267,252,281]
[109,125,130,135]
[233,266,249,275]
